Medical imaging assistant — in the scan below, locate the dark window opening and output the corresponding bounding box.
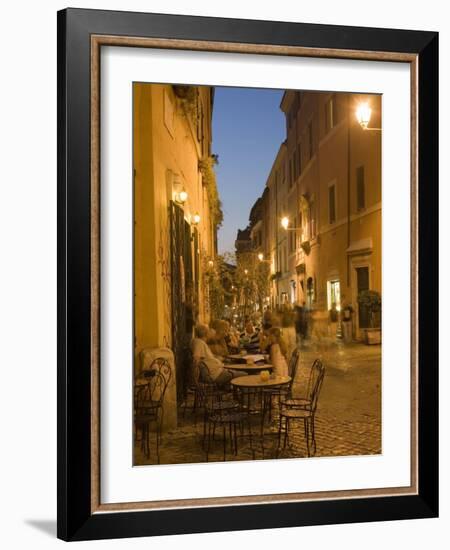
[328,184,336,224]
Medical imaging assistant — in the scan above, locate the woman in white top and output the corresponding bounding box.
[266,327,289,377]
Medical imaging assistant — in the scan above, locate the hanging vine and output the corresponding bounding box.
[157,225,172,347]
[172,85,197,118]
[199,155,223,228]
[203,255,225,321]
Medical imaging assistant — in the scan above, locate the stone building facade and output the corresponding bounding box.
[243,90,382,340]
[133,83,219,400]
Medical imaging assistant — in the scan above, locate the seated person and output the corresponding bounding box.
[224,320,240,353]
[240,320,260,353]
[208,320,230,357]
[258,321,273,353]
[191,324,245,387]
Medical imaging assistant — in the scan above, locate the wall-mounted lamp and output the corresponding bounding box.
[190,213,200,241]
[281,216,300,231]
[257,252,271,263]
[176,188,188,204]
[173,176,188,205]
[355,102,381,131]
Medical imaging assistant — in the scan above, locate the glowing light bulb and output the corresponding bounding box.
[281,216,289,230]
[356,102,372,130]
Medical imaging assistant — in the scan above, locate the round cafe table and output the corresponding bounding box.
[135,376,152,387]
[231,375,291,450]
[134,370,157,386]
[225,363,274,374]
[226,353,248,362]
[231,374,291,389]
[225,354,267,366]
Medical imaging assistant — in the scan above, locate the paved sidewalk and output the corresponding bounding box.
[134,340,381,465]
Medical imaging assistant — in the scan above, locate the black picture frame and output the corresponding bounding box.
[57,7,438,541]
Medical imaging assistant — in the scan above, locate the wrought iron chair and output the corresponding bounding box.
[134,368,171,463]
[195,362,255,461]
[149,356,172,384]
[199,362,238,422]
[262,347,301,421]
[182,349,203,420]
[282,346,301,398]
[148,357,172,430]
[282,358,322,409]
[276,359,325,457]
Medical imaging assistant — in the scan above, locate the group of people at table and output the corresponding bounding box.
[191,317,289,389]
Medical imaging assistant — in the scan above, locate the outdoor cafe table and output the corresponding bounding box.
[135,376,152,387]
[230,375,291,448]
[134,369,159,386]
[231,374,291,390]
[225,363,274,374]
[226,353,266,364]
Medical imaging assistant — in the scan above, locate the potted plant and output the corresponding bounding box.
[357,290,382,344]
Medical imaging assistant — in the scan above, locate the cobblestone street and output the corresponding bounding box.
[134,340,381,466]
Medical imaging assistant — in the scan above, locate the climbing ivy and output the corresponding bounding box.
[172,85,197,117]
[203,255,225,320]
[199,155,223,229]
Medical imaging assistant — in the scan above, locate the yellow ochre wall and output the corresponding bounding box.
[133,83,215,362]
[263,90,381,338]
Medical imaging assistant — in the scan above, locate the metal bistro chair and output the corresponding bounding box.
[198,361,238,426]
[149,356,172,383]
[262,347,301,421]
[181,356,230,424]
[282,346,301,399]
[276,359,325,457]
[197,362,253,461]
[182,349,203,421]
[134,367,171,463]
[148,356,172,430]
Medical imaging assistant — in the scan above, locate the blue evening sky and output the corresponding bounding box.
[212,87,285,255]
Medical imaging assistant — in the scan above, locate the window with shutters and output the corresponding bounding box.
[308,120,314,160]
[291,156,295,187]
[288,158,294,188]
[325,95,335,133]
[309,198,316,239]
[289,227,296,253]
[298,142,302,176]
[328,184,336,224]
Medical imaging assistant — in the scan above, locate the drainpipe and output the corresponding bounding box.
[275,171,279,306]
[346,94,351,287]
[295,97,300,305]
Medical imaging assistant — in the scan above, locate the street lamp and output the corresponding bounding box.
[177,188,188,204]
[281,216,301,231]
[192,212,201,225]
[257,252,271,264]
[173,177,188,204]
[355,102,381,131]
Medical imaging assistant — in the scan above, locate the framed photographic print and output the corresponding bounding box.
[57,8,438,541]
